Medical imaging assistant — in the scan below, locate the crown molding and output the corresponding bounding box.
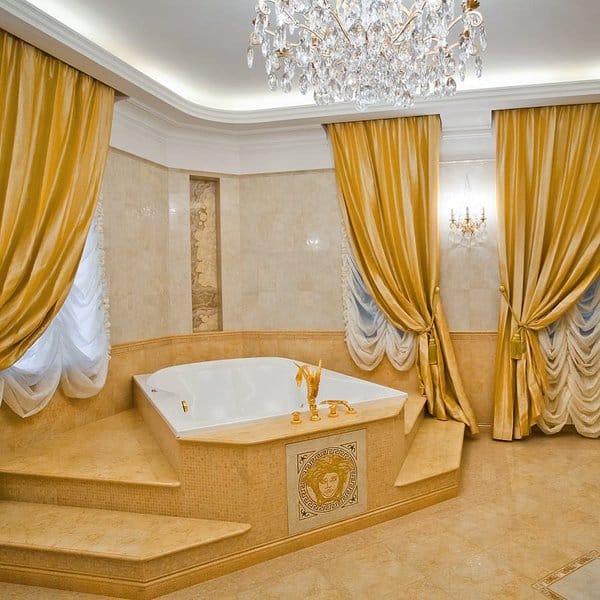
[2,0,600,130]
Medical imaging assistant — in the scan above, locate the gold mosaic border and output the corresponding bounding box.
[532,549,599,599]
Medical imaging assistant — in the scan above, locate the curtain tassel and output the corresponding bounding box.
[510,329,526,360]
[428,336,438,365]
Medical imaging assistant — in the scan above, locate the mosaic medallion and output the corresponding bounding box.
[286,430,367,535]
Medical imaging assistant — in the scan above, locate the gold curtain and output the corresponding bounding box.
[328,117,479,433]
[494,104,600,440]
[0,30,114,370]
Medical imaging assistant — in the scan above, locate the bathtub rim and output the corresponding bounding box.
[133,366,408,446]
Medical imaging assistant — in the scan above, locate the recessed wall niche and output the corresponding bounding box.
[190,178,222,332]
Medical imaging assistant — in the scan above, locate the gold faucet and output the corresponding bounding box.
[181,400,189,413]
[295,360,322,421]
[320,399,357,418]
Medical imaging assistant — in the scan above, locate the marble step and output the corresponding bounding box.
[395,416,465,495]
[403,392,427,447]
[0,410,181,514]
[0,500,251,599]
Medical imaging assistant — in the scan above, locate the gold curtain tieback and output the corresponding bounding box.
[510,328,526,360]
[428,337,438,365]
[500,286,528,360]
[422,302,438,365]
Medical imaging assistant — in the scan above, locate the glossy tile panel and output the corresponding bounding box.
[236,171,345,330]
[167,170,194,335]
[101,149,171,343]
[220,164,500,332]
[439,161,500,331]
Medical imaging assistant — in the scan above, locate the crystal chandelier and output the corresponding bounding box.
[247,0,486,111]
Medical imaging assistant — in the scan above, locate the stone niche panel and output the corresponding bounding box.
[190,179,221,332]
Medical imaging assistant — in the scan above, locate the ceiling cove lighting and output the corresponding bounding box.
[247,0,486,111]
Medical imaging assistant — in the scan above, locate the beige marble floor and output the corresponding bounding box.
[1,429,598,599]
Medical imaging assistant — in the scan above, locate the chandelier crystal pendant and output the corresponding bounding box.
[247,0,486,111]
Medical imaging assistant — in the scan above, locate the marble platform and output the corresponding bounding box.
[0,390,469,598]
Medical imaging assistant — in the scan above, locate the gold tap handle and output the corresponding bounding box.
[320,399,357,414]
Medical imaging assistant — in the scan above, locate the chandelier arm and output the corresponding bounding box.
[328,8,351,44]
[390,13,418,45]
[447,15,464,30]
[297,23,325,42]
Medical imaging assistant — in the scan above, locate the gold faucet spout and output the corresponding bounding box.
[294,360,322,421]
[320,399,357,416]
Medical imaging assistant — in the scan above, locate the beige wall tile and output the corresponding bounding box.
[233,171,345,331]
[219,176,242,330]
[168,170,194,335]
[101,150,195,343]
[439,161,500,331]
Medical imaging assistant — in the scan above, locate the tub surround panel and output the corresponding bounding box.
[167,397,407,445]
[1,359,466,598]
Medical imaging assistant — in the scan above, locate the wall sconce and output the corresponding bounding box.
[449,175,487,247]
[449,207,487,247]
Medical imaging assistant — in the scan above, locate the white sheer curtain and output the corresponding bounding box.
[341,235,416,371]
[0,205,110,418]
[538,278,600,438]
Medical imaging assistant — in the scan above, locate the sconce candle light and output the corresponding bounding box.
[449,206,487,247]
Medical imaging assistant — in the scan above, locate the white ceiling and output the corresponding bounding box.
[0,0,598,132]
[14,0,600,114]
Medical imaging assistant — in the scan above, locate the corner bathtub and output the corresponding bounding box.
[140,357,405,437]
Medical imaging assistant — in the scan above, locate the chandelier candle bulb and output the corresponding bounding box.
[248,0,486,110]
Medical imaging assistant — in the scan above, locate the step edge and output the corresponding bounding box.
[394,464,461,488]
[403,394,427,435]
[0,522,252,562]
[0,470,181,489]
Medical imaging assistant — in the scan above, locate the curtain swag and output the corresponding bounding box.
[328,116,479,433]
[341,231,416,372]
[538,278,600,438]
[0,30,114,371]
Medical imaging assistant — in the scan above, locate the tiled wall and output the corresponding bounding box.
[101,150,193,343]
[101,150,499,339]
[222,165,499,332]
[232,170,345,330]
[439,161,500,331]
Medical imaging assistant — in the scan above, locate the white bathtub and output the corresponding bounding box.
[141,357,405,436]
